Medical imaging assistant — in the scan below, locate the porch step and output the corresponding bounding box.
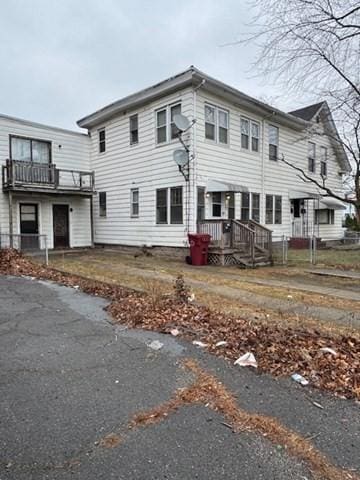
[208,249,272,268]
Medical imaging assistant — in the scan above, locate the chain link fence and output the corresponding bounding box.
[272,232,360,266]
[0,234,48,265]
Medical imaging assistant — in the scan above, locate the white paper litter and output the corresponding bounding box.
[234,352,258,368]
[319,347,337,356]
[170,328,180,337]
[215,341,227,347]
[291,373,309,386]
[148,340,163,351]
[192,340,207,348]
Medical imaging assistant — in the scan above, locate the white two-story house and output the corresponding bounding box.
[0,67,350,264]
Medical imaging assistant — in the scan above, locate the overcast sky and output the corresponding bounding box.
[0,0,297,131]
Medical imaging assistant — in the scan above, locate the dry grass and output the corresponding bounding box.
[49,254,360,337]
[128,359,359,480]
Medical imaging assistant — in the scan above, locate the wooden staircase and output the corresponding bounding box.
[198,219,273,267]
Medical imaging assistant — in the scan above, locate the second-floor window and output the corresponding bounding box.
[205,104,229,145]
[320,146,328,177]
[10,136,51,164]
[99,128,106,153]
[308,142,316,173]
[268,125,279,161]
[156,103,181,144]
[130,114,138,145]
[241,118,260,152]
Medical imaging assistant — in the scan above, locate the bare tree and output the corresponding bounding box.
[245,0,360,223]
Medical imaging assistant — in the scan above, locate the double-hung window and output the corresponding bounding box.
[315,208,334,225]
[212,192,222,217]
[130,114,139,145]
[197,187,205,222]
[251,193,260,222]
[205,104,229,145]
[320,146,328,177]
[241,192,250,220]
[130,188,139,217]
[99,128,106,153]
[241,118,260,152]
[268,125,279,161]
[156,187,183,224]
[308,142,316,173]
[99,192,107,217]
[156,103,182,144]
[265,194,282,224]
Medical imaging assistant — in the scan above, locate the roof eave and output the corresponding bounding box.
[77,70,194,129]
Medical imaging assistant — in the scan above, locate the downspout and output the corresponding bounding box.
[9,191,13,248]
[261,119,266,225]
[192,78,205,234]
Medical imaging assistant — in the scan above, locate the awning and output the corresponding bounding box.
[317,198,347,210]
[289,190,321,200]
[206,180,249,193]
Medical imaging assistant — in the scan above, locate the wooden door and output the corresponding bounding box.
[53,205,69,248]
[20,204,39,250]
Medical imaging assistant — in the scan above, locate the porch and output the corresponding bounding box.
[2,159,95,195]
[198,219,273,267]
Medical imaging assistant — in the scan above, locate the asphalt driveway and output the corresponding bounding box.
[0,276,358,479]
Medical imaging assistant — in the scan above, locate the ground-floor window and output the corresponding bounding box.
[197,187,205,222]
[156,187,183,224]
[266,194,282,224]
[212,192,222,217]
[130,188,139,217]
[241,192,250,220]
[315,208,334,225]
[251,193,260,222]
[99,192,106,217]
[227,192,235,220]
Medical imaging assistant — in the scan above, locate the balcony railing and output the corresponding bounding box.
[2,159,95,193]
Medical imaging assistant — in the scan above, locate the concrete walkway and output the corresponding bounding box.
[0,276,359,479]
[306,268,360,280]
[93,262,360,329]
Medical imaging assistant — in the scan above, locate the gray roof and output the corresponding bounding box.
[289,102,325,121]
[77,66,310,130]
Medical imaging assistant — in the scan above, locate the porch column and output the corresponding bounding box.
[90,195,95,248]
[8,191,13,248]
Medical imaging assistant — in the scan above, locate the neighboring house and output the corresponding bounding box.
[0,67,351,264]
[0,114,93,249]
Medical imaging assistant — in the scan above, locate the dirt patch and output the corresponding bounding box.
[1,249,359,400]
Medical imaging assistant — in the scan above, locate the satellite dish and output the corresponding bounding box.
[173,114,191,132]
[173,149,189,167]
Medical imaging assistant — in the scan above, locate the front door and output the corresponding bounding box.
[20,203,39,250]
[53,205,69,248]
[291,199,305,236]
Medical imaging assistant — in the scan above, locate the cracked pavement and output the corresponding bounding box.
[0,275,358,479]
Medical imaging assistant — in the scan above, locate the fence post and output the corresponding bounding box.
[309,236,313,265]
[313,235,317,265]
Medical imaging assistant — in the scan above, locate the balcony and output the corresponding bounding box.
[2,159,95,196]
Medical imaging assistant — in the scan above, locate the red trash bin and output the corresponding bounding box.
[188,233,211,266]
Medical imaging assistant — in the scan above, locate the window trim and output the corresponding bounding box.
[268,124,279,161]
[204,103,229,145]
[129,114,139,145]
[155,102,182,145]
[9,134,52,164]
[170,186,183,224]
[130,188,139,217]
[98,128,106,154]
